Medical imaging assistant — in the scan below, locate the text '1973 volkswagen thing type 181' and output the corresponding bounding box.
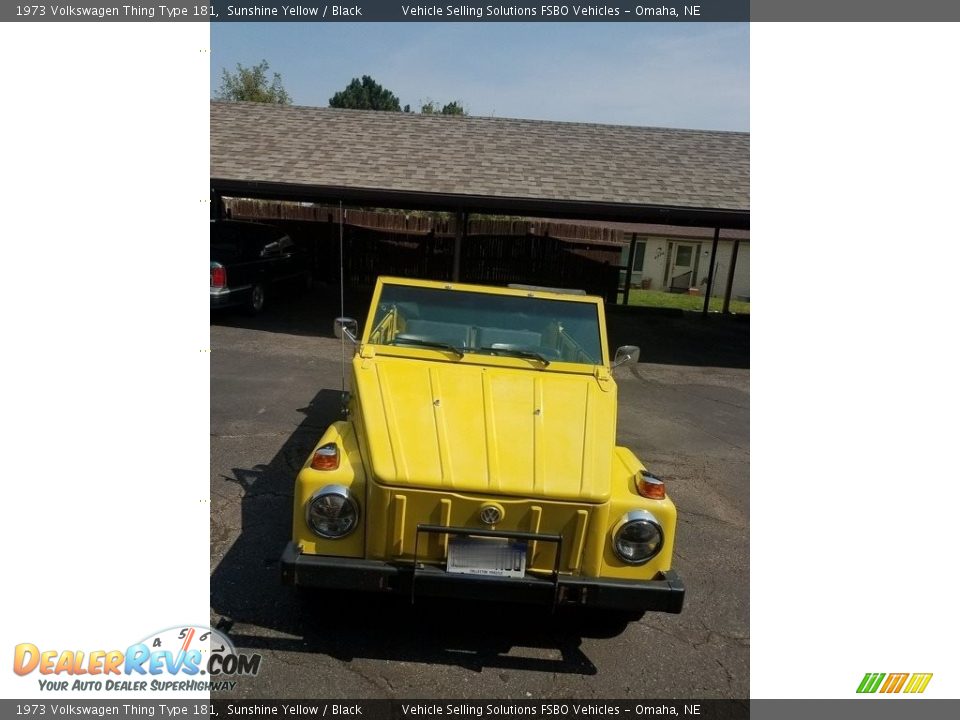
[281,276,684,623]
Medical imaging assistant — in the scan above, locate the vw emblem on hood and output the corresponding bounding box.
[479,504,503,525]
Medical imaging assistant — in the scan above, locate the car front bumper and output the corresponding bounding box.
[280,542,684,614]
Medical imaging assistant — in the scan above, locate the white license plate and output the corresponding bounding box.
[446,537,527,578]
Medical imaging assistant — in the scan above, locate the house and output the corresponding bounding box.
[549,219,749,301]
[621,224,749,300]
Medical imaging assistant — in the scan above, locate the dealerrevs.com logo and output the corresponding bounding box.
[857,672,933,694]
[13,625,262,693]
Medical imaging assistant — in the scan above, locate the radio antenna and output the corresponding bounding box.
[339,201,346,402]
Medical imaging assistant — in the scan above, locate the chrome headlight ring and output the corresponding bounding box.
[306,484,360,539]
[612,509,664,565]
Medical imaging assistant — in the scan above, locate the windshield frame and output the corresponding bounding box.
[360,277,610,372]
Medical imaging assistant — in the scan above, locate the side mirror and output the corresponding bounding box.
[612,345,640,368]
[334,317,358,344]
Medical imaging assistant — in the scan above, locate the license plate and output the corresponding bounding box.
[446,537,527,578]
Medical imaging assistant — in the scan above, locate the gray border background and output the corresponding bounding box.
[4,1,747,22]
[2,700,960,718]
[5,0,960,22]
[752,0,960,20]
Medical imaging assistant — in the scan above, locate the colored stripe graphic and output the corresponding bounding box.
[857,673,885,693]
[880,673,909,693]
[857,672,933,694]
[904,673,933,694]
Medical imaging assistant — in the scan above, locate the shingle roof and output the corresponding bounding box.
[211,101,749,220]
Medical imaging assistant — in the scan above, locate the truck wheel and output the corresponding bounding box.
[246,284,265,314]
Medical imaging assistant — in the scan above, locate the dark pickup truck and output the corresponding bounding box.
[210,219,312,313]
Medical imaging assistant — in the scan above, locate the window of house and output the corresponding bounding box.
[632,241,647,272]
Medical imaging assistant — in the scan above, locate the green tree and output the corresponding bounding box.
[421,100,466,116]
[329,76,401,111]
[217,60,291,104]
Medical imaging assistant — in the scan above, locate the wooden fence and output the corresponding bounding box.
[223,199,623,301]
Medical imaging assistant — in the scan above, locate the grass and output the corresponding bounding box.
[622,289,750,314]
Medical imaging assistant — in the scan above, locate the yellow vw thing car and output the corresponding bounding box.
[281,277,684,619]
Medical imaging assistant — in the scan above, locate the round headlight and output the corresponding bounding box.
[613,510,664,564]
[306,485,359,539]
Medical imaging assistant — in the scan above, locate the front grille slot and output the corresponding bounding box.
[379,487,592,572]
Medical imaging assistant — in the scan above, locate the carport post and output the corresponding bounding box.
[622,233,638,305]
[210,189,224,220]
[722,239,741,314]
[702,227,720,316]
[452,209,467,282]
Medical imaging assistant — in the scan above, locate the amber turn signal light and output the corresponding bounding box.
[311,443,340,471]
[637,471,665,500]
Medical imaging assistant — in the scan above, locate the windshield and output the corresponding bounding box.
[368,284,603,365]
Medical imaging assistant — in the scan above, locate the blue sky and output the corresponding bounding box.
[211,23,748,131]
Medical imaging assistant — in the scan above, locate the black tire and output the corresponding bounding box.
[245,284,265,314]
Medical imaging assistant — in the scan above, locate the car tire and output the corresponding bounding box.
[246,284,265,314]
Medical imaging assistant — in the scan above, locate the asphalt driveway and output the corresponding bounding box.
[210,290,749,699]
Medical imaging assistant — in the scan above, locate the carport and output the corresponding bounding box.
[210,101,749,314]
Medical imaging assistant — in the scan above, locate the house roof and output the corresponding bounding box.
[210,101,749,229]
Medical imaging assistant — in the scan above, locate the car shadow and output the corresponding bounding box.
[606,306,749,369]
[210,389,601,679]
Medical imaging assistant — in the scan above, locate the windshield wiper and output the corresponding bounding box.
[389,335,464,358]
[470,345,551,366]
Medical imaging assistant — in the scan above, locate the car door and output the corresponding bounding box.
[211,222,247,288]
[232,223,272,287]
[262,230,302,283]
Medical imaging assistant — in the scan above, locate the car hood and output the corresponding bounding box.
[352,355,616,503]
